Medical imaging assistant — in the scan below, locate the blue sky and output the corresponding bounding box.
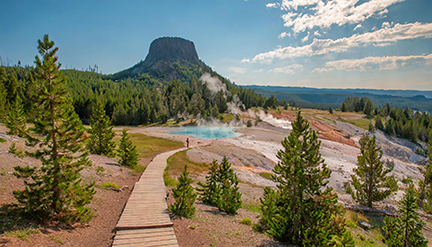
[1,0,431,90]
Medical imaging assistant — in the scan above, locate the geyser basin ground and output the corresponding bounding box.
[169,126,242,139]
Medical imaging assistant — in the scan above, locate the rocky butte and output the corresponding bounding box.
[112,37,205,81]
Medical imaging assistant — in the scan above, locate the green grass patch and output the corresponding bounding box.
[166,150,209,176]
[132,164,146,173]
[259,172,273,180]
[3,227,40,242]
[0,138,6,143]
[50,235,63,244]
[242,202,261,213]
[220,114,234,123]
[164,150,208,187]
[115,133,183,159]
[343,210,387,247]
[163,168,178,187]
[339,117,370,130]
[99,182,122,190]
[240,217,253,226]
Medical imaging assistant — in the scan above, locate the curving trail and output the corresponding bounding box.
[112,148,188,247]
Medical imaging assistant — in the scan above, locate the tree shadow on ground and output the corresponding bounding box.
[0,203,86,243]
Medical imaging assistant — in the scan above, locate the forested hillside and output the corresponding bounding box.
[340,95,432,145]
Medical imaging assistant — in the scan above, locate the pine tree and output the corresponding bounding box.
[0,83,7,122]
[5,96,26,137]
[217,157,242,214]
[197,157,242,214]
[385,118,395,135]
[375,116,384,131]
[169,165,197,218]
[419,142,432,212]
[263,111,348,245]
[368,121,376,132]
[13,35,95,223]
[117,129,139,167]
[333,229,356,247]
[258,187,278,231]
[383,179,428,247]
[363,100,374,117]
[329,106,333,114]
[8,142,23,157]
[88,101,116,156]
[346,134,397,207]
[197,160,220,205]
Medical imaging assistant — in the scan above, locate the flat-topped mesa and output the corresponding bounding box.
[113,37,203,80]
[144,37,199,65]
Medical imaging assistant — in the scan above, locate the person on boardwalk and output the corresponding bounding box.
[186,138,189,148]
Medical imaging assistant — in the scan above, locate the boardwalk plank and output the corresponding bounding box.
[113,148,186,247]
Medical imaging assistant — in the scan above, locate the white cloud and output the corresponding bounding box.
[266,2,279,8]
[228,67,247,74]
[243,22,432,63]
[313,30,321,36]
[382,21,391,29]
[353,24,362,31]
[269,64,303,74]
[301,32,310,42]
[278,31,291,38]
[312,54,432,72]
[253,69,263,73]
[281,0,404,33]
[280,0,320,11]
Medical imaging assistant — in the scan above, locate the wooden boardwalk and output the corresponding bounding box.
[112,148,187,247]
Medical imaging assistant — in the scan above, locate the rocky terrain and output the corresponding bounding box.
[1,108,431,246]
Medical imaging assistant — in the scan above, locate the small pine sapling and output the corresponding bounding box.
[8,143,23,157]
[258,186,278,231]
[197,160,220,206]
[117,129,139,168]
[346,134,397,208]
[383,178,428,246]
[169,165,197,218]
[5,96,26,137]
[88,101,116,156]
[217,157,242,214]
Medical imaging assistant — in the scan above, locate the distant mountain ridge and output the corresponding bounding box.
[111,37,206,81]
[244,85,432,99]
[244,85,432,112]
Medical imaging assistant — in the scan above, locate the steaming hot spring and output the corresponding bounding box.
[169,126,242,139]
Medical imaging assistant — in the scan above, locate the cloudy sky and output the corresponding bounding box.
[1,0,431,90]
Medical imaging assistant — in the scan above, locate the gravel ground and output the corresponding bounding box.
[1,108,431,246]
[0,124,145,247]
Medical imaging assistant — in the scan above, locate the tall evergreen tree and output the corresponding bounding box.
[197,160,220,205]
[262,111,348,245]
[5,96,26,137]
[13,35,95,223]
[217,157,242,214]
[383,179,428,247]
[169,165,197,218]
[375,116,384,131]
[346,134,398,207]
[363,100,374,117]
[117,129,139,167]
[88,101,116,156]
